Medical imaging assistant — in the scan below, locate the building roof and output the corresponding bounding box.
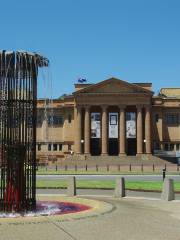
[73,77,154,95]
[160,88,180,98]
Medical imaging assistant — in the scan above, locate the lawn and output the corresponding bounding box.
[36,179,180,192]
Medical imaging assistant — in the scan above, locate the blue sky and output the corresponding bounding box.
[1,0,180,98]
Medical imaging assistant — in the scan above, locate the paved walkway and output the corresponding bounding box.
[0,195,180,240]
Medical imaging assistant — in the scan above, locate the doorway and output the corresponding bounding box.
[108,139,118,155]
[90,138,101,155]
[127,138,137,155]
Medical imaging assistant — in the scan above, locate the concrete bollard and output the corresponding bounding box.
[114,177,126,198]
[67,176,76,197]
[161,178,175,201]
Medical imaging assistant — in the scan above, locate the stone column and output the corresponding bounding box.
[137,105,143,154]
[145,106,151,154]
[84,106,90,155]
[101,105,108,155]
[119,106,126,155]
[76,106,82,154]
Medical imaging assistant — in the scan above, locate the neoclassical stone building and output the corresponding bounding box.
[36,78,180,162]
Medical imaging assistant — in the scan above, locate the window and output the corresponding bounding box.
[154,114,159,123]
[37,144,41,151]
[68,144,71,151]
[59,144,62,151]
[166,114,179,125]
[48,116,63,126]
[68,114,71,123]
[53,144,57,151]
[48,144,52,151]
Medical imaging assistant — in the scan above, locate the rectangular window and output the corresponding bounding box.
[166,114,179,125]
[59,144,62,151]
[48,144,52,151]
[53,144,57,151]
[38,144,41,151]
[48,116,63,125]
[68,144,71,151]
[68,114,71,123]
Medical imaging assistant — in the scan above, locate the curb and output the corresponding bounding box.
[36,187,180,194]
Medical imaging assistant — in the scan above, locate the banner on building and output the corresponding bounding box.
[91,113,101,138]
[109,113,118,138]
[126,112,136,138]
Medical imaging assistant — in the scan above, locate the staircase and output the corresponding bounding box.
[57,154,175,166]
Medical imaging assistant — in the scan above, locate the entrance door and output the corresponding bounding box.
[108,139,118,155]
[90,139,101,155]
[127,138,137,155]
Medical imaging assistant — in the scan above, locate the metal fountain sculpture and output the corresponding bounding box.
[0,50,48,212]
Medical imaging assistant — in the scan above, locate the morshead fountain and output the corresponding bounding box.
[0,50,94,218]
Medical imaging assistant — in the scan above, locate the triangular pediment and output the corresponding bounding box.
[74,78,153,95]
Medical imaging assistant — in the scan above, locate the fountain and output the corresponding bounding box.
[0,50,48,212]
[0,50,93,218]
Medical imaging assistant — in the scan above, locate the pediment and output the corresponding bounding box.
[74,78,152,95]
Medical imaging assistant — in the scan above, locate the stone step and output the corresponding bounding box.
[56,154,176,166]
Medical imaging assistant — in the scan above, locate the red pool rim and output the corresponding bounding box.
[36,200,92,216]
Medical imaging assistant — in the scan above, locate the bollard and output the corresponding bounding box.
[107,165,109,172]
[161,178,175,201]
[114,177,126,198]
[85,164,87,171]
[96,165,98,172]
[75,165,77,172]
[55,165,57,171]
[129,164,131,172]
[67,176,76,197]
[153,164,155,172]
[118,164,120,172]
[162,168,166,181]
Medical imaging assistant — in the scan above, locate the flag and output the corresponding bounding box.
[78,78,87,83]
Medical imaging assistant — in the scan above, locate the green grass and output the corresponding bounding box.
[36,179,180,191]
